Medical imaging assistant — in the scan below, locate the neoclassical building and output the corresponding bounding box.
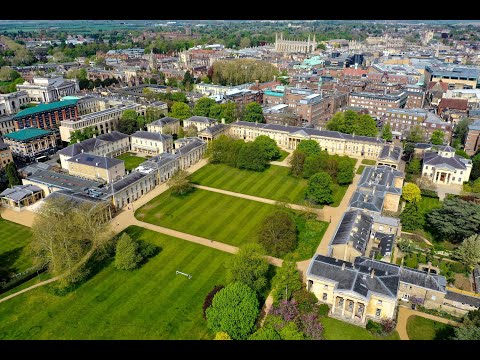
[228,121,386,160]
[422,145,472,185]
[275,33,317,53]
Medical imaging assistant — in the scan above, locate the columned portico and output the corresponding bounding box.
[331,296,366,324]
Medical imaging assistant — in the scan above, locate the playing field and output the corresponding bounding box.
[0,227,232,340]
[0,217,33,275]
[115,153,147,171]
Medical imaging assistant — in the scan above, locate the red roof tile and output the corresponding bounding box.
[438,98,468,111]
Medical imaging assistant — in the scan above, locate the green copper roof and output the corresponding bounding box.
[13,99,79,119]
[4,128,52,142]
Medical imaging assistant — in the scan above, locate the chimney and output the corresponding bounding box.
[341,263,345,271]
[370,269,375,278]
[76,158,79,162]
[93,134,96,138]
[221,118,225,124]
[81,149,84,153]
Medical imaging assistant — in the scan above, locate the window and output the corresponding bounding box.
[323,284,328,290]
[377,300,383,305]
[375,308,381,317]
[431,295,436,301]
[322,293,327,301]
[425,166,428,169]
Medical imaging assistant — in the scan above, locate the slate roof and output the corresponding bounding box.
[232,121,385,144]
[0,139,9,151]
[378,145,402,162]
[331,209,373,255]
[398,267,446,293]
[175,138,205,156]
[372,214,400,227]
[131,131,172,141]
[199,123,229,136]
[436,145,455,152]
[0,184,43,201]
[357,165,403,194]
[26,169,103,191]
[415,143,433,150]
[67,153,123,169]
[445,290,480,308]
[469,119,480,131]
[57,132,129,157]
[150,116,180,126]
[375,232,395,256]
[185,116,217,124]
[102,171,147,194]
[139,152,177,170]
[349,189,385,213]
[45,189,108,205]
[423,151,468,170]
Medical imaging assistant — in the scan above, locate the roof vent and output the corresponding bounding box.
[341,263,346,271]
[95,162,99,166]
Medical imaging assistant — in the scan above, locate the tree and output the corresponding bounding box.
[426,198,480,243]
[205,282,260,340]
[290,150,306,177]
[407,125,425,143]
[430,130,445,145]
[453,118,471,146]
[400,202,424,231]
[454,234,480,268]
[237,141,269,171]
[297,140,321,157]
[299,313,324,340]
[278,321,305,340]
[403,142,415,159]
[5,162,21,187]
[240,37,251,48]
[208,135,244,167]
[407,158,422,175]
[380,319,396,335]
[183,124,198,138]
[145,107,164,124]
[305,172,333,205]
[182,70,194,91]
[29,196,112,286]
[114,233,143,270]
[193,97,216,117]
[455,149,470,159]
[271,259,303,303]
[402,182,421,203]
[336,157,355,185]
[203,285,225,319]
[169,102,192,120]
[326,110,378,137]
[214,332,231,340]
[248,325,281,340]
[253,135,281,161]
[382,123,393,141]
[68,126,99,145]
[167,169,194,196]
[243,102,264,123]
[258,211,297,257]
[453,309,480,340]
[118,109,139,135]
[226,243,269,293]
[473,153,480,181]
[210,59,278,86]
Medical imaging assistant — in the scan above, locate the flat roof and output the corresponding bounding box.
[3,128,52,142]
[13,99,78,119]
[27,169,103,191]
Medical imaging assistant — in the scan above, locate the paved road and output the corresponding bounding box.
[395,305,461,340]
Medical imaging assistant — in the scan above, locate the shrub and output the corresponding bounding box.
[138,241,160,258]
[420,188,439,199]
[317,304,330,317]
[366,320,383,336]
[450,261,468,274]
[214,332,231,340]
[248,325,281,340]
[292,289,318,314]
[114,233,143,270]
[380,318,396,335]
[299,312,324,340]
[202,285,225,319]
[271,299,300,322]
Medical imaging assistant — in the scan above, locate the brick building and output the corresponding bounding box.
[3,128,57,162]
[465,119,480,156]
[348,91,407,118]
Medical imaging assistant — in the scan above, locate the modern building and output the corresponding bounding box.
[16,77,80,103]
[0,91,29,116]
[183,116,218,131]
[465,119,480,156]
[0,184,44,211]
[0,139,13,169]
[348,91,407,118]
[422,145,472,185]
[229,121,386,160]
[67,153,125,183]
[147,116,181,135]
[424,66,480,90]
[12,99,79,132]
[130,131,173,155]
[306,255,447,326]
[3,128,57,162]
[58,131,130,170]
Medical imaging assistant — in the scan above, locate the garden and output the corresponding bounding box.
[115,152,147,171]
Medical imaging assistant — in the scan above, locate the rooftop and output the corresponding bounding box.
[0,184,43,202]
[26,169,103,191]
[57,131,129,157]
[67,153,124,169]
[131,131,172,141]
[469,119,480,131]
[185,116,217,124]
[3,128,53,142]
[13,99,78,119]
[149,116,180,126]
[331,209,373,255]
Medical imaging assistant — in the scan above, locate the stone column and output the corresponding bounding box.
[361,303,367,323]
[447,173,451,184]
[341,298,346,317]
[351,301,356,320]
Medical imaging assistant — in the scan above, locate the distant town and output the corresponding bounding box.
[0,20,479,341]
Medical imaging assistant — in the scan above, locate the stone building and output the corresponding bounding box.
[147,116,181,135]
[0,184,44,211]
[422,145,472,185]
[228,121,386,160]
[0,116,15,136]
[0,139,13,169]
[183,116,217,132]
[197,123,229,141]
[16,77,79,103]
[58,131,130,170]
[130,131,173,156]
[465,119,480,156]
[3,128,57,162]
[377,145,402,169]
[0,91,29,116]
[67,153,125,183]
[274,33,317,53]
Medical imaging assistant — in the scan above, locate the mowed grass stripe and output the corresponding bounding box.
[0,218,33,273]
[0,227,231,340]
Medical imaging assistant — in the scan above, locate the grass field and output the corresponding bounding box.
[0,226,233,340]
[189,163,348,207]
[406,316,455,340]
[361,159,377,166]
[0,217,33,276]
[277,150,290,162]
[356,165,365,175]
[136,188,328,259]
[417,196,442,215]
[320,317,400,340]
[115,153,147,171]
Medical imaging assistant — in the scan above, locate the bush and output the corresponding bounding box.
[248,325,281,340]
[299,312,324,340]
[366,320,383,335]
[271,299,300,322]
[292,288,318,314]
[380,318,396,335]
[114,233,143,270]
[214,332,231,340]
[317,304,330,317]
[202,285,225,319]
[420,188,439,199]
[450,261,468,274]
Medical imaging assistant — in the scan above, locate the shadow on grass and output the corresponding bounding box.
[0,247,23,282]
[433,325,455,340]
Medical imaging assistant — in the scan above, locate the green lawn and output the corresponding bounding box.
[406,316,455,340]
[115,153,147,171]
[320,317,400,340]
[361,159,377,166]
[331,183,349,207]
[356,165,365,175]
[417,196,442,215]
[0,226,232,340]
[0,217,33,276]
[189,164,308,205]
[277,150,290,162]
[136,188,328,259]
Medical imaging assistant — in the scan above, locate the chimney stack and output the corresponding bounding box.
[341,263,345,271]
[370,269,375,278]
[221,118,225,124]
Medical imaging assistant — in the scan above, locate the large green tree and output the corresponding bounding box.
[167,169,194,196]
[118,109,139,135]
[68,126,99,145]
[453,118,471,146]
[426,198,480,243]
[253,135,281,161]
[236,141,269,171]
[208,135,244,167]
[453,310,480,340]
[336,157,355,185]
[382,123,393,141]
[206,282,259,340]
[471,153,480,181]
[249,325,281,340]
[243,102,264,123]
[296,140,321,157]
[289,150,306,177]
[211,59,278,86]
[326,110,378,137]
[400,202,424,231]
[5,162,21,187]
[270,259,303,304]
[407,125,425,143]
[225,243,269,293]
[407,158,422,175]
[454,234,480,268]
[114,233,143,270]
[258,211,297,257]
[430,130,445,145]
[305,172,333,205]
[169,102,192,120]
[193,97,216,117]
